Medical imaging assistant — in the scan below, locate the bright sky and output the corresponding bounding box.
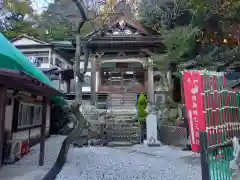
[32,0,53,13]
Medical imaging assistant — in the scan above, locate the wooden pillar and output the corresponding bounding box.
[58,72,62,91]
[66,79,71,93]
[0,87,7,167]
[52,53,56,66]
[147,58,154,104]
[48,49,52,66]
[39,97,47,166]
[144,70,148,91]
[91,56,96,105]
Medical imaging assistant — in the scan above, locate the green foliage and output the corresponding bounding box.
[153,26,200,70]
[80,21,94,37]
[137,94,148,124]
[38,4,94,41]
[45,24,74,41]
[1,0,40,39]
[141,0,240,71]
[140,0,200,71]
[4,0,33,15]
[2,0,94,41]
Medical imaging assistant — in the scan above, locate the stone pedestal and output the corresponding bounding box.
[146,112,161,146]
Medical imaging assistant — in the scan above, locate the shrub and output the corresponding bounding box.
[137,93,148,124]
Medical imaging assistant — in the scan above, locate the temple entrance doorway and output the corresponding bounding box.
[100,62,146,110]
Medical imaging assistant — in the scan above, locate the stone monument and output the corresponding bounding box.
[146,103,161,146]
[230,137,240,180]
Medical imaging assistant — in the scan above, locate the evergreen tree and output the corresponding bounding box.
[140,0,240,71]
[1,0,42,39]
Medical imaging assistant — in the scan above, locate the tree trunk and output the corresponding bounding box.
[75,32,82,105]
[72,21,90,146]
[43,1,89,178]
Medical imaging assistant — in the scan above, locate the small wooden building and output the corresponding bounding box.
[0,69,63,167]
[0,33,65,167]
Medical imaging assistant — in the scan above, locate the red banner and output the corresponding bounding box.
[183,71,205,152]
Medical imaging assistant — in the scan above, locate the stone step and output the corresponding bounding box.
[110,138,140,143]
[110,115,134,119]
[109,103,135,106]
[111,112,136,116]
[123,98,136,100]
[108,120,136,124]
[110,97,135,99]
[107,127,141,135]
[109,132,141,138]
[107,102,136,105]
[108,107,135,111]
[122,100,136,103]
[106,119,138,124]
[109,93,136,96]
[109,136,140,143]
[109,114,135,117]
[108,103,135,106]
[109,97,136,101]
[109,127,141,131]
[107,124,140,129]
[111,115,136,118]
[107,141,134,147]
[110,132,141,137]
[109,107,135,112]
[108,102,135,105]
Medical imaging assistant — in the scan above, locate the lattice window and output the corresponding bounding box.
[18,103,43,128]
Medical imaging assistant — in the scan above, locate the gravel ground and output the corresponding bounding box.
[0,135,66,180]
[56,146,201,180]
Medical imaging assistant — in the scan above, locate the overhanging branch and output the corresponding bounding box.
[72,0,87,21]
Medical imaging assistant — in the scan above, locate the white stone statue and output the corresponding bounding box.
[230,137,240,180]
[146,111,161,146]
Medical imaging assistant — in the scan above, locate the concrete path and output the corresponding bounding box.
[56,145,201,180]
[0,137,201,180]
[0,135,66,180]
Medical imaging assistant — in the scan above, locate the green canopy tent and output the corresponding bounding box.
[0,33,66,105]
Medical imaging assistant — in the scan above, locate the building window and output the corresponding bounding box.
[42,57,49,63]
[18,103,43,129]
